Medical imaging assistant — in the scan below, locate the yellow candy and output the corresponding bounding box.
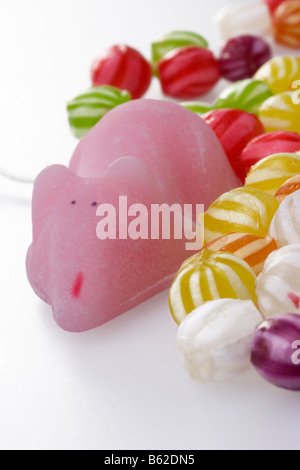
[245,153,300,196]
[258,91,300,133]
[169,249,257,325]
[254,56,300,94]
[204,187,279,244]
[275,175,300,203]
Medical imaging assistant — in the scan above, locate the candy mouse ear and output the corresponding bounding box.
[32,165,78,222]
[103,156,164,202]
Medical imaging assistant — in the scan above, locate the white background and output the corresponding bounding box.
[0,0,299,450]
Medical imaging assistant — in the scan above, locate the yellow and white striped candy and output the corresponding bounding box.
[169,249,257,325]
[258,91,300,133]
[254,56,300,94]
[204,187,279,244]
[245,152,300,196]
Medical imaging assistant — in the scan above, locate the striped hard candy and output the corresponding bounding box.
[158,46,220,99]
[67,86,131,139]
[258,91,300,133]
[273,1,300,49]
[214,79,273,115]
[254,56,300,94]
[151,30,208,67]
[169,249,257,325]
[204,187,279,244]
[205,233,277,275]
[269,190,300,246]
[181,101,214,117]
[245,152,300,196]
[256,244,300,318]
[275,175,300,203]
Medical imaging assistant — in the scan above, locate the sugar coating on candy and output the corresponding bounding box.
[275,175,300,203]
[204,187,279,244]
[28,100,240,332]
[258,91,300,133]
[202,109,265,179]
[245,152,300,196]
[218,35,272,82]
[66,86,132,139]
[70,100,240,210]
[157,46,220,99]
[177,298,263,383]
[214,79,273,115]
[169,249,257,325]
[256,245,300,318]
[239,131,300,181]
[213,0,272,46]
[254,56,300,94]
[251,313,300,391]
[91,45,152,99]
[205,233,277,275]
[269,189,300,246]
[273,1,300,48]
[151,31,208,67]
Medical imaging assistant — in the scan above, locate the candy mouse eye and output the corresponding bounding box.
[71,200,77,205]
[91,202,97,207]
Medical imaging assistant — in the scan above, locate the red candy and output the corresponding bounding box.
[273,0,300,48]
[91,45,152,99]
[157,46,220,99]
[202,109,265,180]
[263,0,288,13]
[238,131,300,181]
[218,35,272,82]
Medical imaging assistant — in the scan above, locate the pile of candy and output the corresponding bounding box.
[170,151,300,391]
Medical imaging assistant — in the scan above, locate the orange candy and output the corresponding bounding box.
[205,233,278,275]
[273,1,300,48]
[275,175,300,203]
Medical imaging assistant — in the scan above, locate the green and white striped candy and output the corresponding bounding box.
[151,30,209,66]
[67,85,132,139]
[181,101,214,117]
[214,79,273,115]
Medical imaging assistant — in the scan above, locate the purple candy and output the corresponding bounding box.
[251,314,300,391]
[218,35,272,82]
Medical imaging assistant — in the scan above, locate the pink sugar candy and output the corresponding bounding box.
[27,100,240,332]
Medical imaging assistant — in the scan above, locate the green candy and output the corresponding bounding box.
[151,30,208,66]
[181,101,214,117]
[67,85,132,139]
[214,79,273,115]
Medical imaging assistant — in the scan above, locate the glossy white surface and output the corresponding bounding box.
[0,0,299,450]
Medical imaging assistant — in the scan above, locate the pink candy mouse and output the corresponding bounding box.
[27,100,240,332]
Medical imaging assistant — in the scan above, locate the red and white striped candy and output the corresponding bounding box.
[158,46,220,99]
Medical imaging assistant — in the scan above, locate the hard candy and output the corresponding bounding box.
[218,35,271,82]
[204,187,279,244]
[202,108,265,179]
[275,174,300,203]
[169,249,257,325]
[254,56,300,94]
[245,152,300,196]
[215,79,273,115]
[273,1,300,48]
[205,233,277,275]
[269,189,300,246]
[177,299,263,383]
[238,131,300,181]
[256,244,300,317]
[258,91,300,133]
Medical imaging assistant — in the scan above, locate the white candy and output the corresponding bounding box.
[269,190,300,247]
[177,299,262,383]
[212,0,272,46]
[256,244,300,318]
